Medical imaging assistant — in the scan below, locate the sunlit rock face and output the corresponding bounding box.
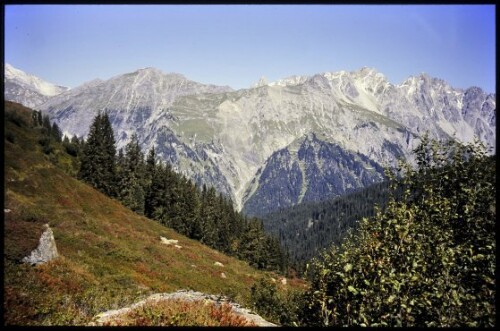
[40,67,495,214]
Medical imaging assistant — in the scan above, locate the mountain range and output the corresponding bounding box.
[4,63,70,109]
[4,64,496,215]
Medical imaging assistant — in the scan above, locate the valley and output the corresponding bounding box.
[7,64,492,215]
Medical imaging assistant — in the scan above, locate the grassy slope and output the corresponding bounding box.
[3,101,304,325]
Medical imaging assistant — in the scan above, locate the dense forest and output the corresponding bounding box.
[261,180,393,271]
[31,110,287,273]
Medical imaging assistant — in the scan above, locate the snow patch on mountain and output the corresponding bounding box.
[5,63,69,96]
[4,63,69,108]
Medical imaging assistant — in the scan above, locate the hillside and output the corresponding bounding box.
[3,101,303,325]
[261,181,392,269]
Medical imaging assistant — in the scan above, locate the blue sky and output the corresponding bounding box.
[4,5,496,93]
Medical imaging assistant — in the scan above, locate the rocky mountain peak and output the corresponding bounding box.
[35,66,495,214]
[4,63,70,109]
[254,76,269,87]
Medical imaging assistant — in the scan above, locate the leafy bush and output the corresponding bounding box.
[250,278,301,326]
[301,136,495,327]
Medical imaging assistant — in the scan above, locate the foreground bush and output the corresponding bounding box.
[250,278,302,326]
[301,136,495,327]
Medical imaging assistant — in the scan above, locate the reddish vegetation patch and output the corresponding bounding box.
[102,299,256,326]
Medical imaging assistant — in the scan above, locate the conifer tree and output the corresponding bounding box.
[145,146,156,182]
[200,186,219,247]
[42,114,51,135]
[239,219,267,268]
[144,146,157,218]
[118,133,145,214]
[185,180,201,239]
[215,193,231,253]
[78,112,117,197]
[51,122,63,143]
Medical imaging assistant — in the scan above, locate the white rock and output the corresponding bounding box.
[221,272,227,279]
[174,245,182,249]
[160,237,179,245]
[4,209,11,213]
[214,261,224,267]
[280,278,287,285]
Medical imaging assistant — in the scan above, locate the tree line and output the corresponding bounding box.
[261,180,393,273]
[76,112,287,272]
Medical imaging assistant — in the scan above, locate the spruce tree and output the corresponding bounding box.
[185,180,201,239]
[51,122,63,143]
[215,193,231,253]
[118,133,145,214]
[200,186,219,247]
[32,110,42,127]
[78,112,117,197]
[42,114,51,135]
[144,146,157,218]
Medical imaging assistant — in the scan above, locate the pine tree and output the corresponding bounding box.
[51,122,63,143]
[78,112,117,197]
[215,193,231,253]
[200,186,219,247]
[42,114,51,135]
[144,146,157,218]
[118,133,145,214]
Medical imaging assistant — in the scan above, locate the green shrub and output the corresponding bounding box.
[301,136,495,327]
[250,278,301,326]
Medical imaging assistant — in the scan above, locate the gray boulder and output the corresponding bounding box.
[22,224,59,265]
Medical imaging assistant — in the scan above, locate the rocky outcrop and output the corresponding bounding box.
[22,224,59,265]
[90,290,276,326]
[243,135,386,217]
